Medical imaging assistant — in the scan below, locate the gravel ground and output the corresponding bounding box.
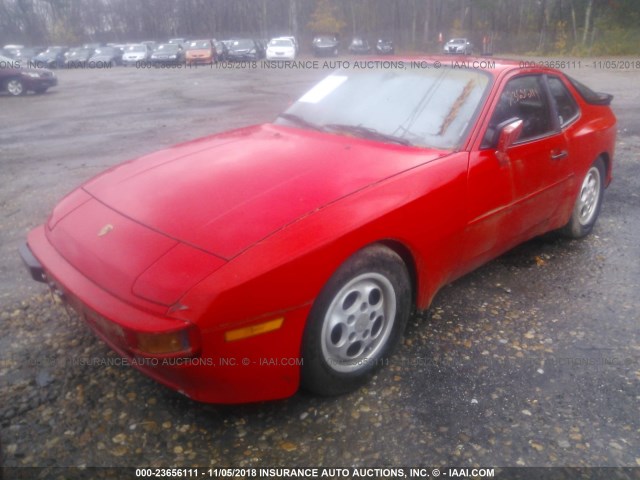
[1,58,639,477]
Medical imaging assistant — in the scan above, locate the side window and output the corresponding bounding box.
[548,76,580,127]
[482,75,554,148]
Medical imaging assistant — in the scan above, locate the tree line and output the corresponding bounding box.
[1,0,638,54]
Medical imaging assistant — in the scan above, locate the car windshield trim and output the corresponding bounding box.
[325,123,413,146]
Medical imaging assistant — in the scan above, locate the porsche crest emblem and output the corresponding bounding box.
[97,224,114,237]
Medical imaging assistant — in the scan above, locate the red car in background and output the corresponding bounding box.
[185,39,216,65]
[0,54,58,96]
[21,58,616,403]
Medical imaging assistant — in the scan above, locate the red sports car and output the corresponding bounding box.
[21,58,616,403]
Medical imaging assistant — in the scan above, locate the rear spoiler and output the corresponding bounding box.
[589,92,614,106]
[567,75,613,106]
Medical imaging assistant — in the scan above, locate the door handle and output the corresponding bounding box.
[551,150,569,160]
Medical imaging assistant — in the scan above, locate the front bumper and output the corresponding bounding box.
[313,46,338,56]
[20,227,304,403]
[227,53,259,62]
[19,242,46,283]
[150,58,183,65]
[122,58,145,66]
[266,52,295,61]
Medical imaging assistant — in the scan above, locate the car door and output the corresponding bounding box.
[498,74,573,238]
[462,72,573,270]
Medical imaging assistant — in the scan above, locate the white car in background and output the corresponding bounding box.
[266,37,296,61]
[443,38,473,55]
[121,44,151,66]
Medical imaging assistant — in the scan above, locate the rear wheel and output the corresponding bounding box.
[302,245,411,396]
[34,87,48,94]
[561,158,605,238]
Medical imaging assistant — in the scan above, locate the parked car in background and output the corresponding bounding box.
[312,35,339,57]
[1,45,25,58]
[226,39,262,61]
[64,48,94,67]
[278,35,298,54]
[89,46,123,66]
[150,43,185,65]
[444,38,473,55]
[266,37,296,61]
[185,39,215,65]
[213,40,228,62]
[20,59,616,403]
[348,37,371,54]
[375,38,395,55]
[0,54,57,96]
[121,44,151,66]
[13,48,44,64]
[33,46,68,68]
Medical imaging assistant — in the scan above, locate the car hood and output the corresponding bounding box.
[83,124,447,259]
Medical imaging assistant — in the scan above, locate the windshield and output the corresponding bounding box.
[69,49,90,57]
[449,39,466,44]
[94,48,116,55]
[276,65,491,150]
[229,39,255,50]
[125,45,146,52]
[314,36,336,44]
[155,44,180,53]
[40,47,63,55]
[187,40,211,49]
[0,54,18,67]
[269,39,293,47]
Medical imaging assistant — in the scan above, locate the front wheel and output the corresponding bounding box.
[6,78,25,96]
[561,158,606,238]
[301,245,411,396]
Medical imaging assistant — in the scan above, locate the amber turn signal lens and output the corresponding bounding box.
[224,318,284,342]
[135,330,189,355]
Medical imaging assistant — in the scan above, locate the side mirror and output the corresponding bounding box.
[495,119,523,165]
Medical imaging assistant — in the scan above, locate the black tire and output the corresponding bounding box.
[6,78,26,96]
[561,158,606,238]
[301,245,411,396]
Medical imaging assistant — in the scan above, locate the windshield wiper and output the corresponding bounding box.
[324,123,412,146]
[277,113,326,132]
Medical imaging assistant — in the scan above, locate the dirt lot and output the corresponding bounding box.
[1,57,639,476]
